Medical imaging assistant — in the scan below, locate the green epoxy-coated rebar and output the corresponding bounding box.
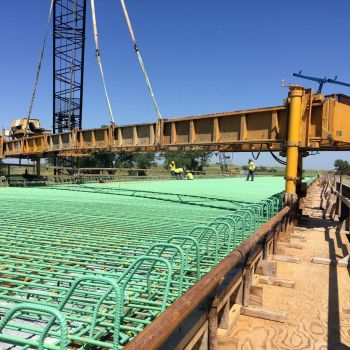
[0,177,304,349]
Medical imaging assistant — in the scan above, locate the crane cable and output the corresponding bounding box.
[25,0,55,135]
[119,0,163,120]
[90,0,116,125]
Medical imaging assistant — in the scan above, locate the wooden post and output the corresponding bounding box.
[208,299,218,350]
[288,209,295,234]
[337,172,343,217]
[263,235,269,259]
[243,265,252,307]
[199,328,209,350]
[219,300,230,330]
[279,214,291,243]
[273,222,279,254]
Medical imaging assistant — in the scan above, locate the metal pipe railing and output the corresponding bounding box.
[124,206,291,350]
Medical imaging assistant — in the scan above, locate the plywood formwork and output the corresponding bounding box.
[220,179,350,350]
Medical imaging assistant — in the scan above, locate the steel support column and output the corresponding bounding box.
[285,86,304,203]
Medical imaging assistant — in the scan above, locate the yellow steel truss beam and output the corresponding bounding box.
[1,87,350,200]
[1,89,350,159]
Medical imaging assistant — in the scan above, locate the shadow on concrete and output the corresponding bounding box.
[45,185,251,212]
[300,215,350,350]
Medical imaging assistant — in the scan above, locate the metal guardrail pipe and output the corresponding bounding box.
[124,206,291,350]
[324,174,350,208]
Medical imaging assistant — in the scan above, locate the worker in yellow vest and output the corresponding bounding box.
[174,167,185,179]
[246,159,256,181]
[168,161,176,176]
[186,170,194,180]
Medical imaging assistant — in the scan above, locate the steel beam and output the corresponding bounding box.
[2,91,350,160]
[285,86,303,202]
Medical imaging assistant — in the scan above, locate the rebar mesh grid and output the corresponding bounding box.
[0,177,288,349]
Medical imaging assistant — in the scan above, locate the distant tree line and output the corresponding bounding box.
[241,165,277,173]
[161,151,212,171]
[46,150,212,174]
[334,159,350,174]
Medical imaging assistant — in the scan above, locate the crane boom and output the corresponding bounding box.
[53,0,87,133]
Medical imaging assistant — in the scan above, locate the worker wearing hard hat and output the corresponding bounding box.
[246,159,256,181]
[169,161,176,176]
[186,170,194,180]
[174,167,185,179]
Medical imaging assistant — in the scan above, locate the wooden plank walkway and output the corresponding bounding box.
[219,181,350,350]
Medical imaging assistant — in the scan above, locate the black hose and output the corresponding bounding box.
[267,144,287,165]
[251,143,263,160]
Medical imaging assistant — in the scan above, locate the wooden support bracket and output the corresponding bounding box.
[255,260,277,277]
[235,282,243,305]
[208,299,218,350]
[241,306,287,323]
[272,254,300,264]
[184,321,208,350]
[249,285,263,307]
[242,266,253,307]
[295,226,307,231]
[217,304,242,337]
[343,308,350,315]
[219,301,230,330]
[278,230,291,243]
[311,256,350,268]
[277,241,304,249]
[274,244,287,255]
[259,275,295,288]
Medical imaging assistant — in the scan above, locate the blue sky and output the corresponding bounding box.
[1,0,350,169]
